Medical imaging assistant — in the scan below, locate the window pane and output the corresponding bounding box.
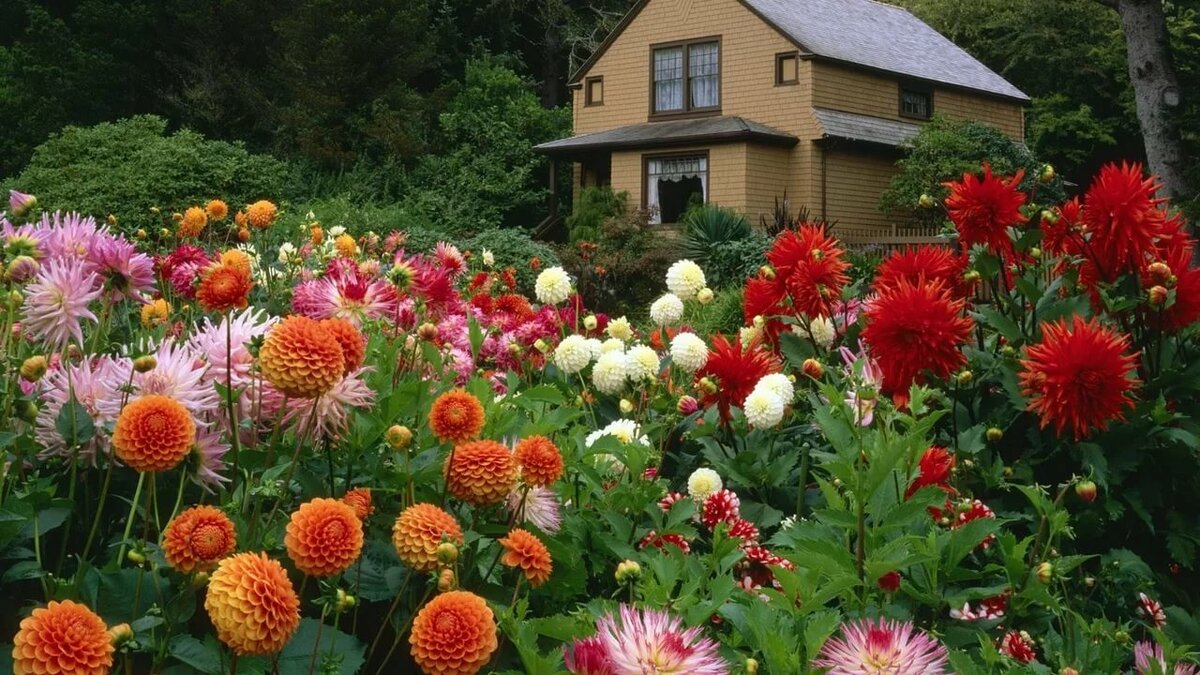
[778,55,797,83]
[653,47,684,112]
[689,42,719,108]
[902,90,930,118]
[646,155,708,225]
[587,79,603,104]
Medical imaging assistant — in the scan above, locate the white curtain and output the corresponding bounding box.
[689,42,719,108]
[654,47,684,112]
[646,156,708,224]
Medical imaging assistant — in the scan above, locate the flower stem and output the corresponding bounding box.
[118,472,147,566]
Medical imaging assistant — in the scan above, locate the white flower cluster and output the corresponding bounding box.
[625,344,660,381]
[669,332,708,373]
[743,373,794,429]
[607,316,633,341]
[649,293,684,326]
[553,335,592,373]
[592,350,628,395]
[665,259,707,300]
[535,266,572,305]
[687,468,722,501]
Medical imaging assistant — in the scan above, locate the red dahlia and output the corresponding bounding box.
[944,163,1028,258]
[905,446,956,499]
[875,245,969,298]
[862,278,973,399]
[1081,162,1167,278]
[697,334,780,421]
[766,224,851,318]
[1144,240,1200,332]
[1019,316,1140,439]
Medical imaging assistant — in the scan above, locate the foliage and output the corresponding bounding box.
[566,185,627,243]
[6,115,288,233]
[460,228,560,294]
[880,116,1065,227]
[705,235,771,289]
[681,204,753,268]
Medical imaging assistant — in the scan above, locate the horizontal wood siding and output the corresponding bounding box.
[823,147,899,230]
[744,145,792,223]
[610,143,748,216]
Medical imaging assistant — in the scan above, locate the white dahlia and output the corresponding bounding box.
[649,293,684,326]
[665,260,707,300]
[625,345,661,382]
[669,332,708,373]
[744,388,786,429]
[534,266,572,305]
[592,350,629,395]
[553,335,592,374]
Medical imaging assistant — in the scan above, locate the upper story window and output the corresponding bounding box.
[900,86,933,120]
[776,52,799,85]
[652,39,720,115]
[586,77,604,106]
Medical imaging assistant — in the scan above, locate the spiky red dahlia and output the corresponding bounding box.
[1144,240,1200,332]
[1041,197,1083,258]
[905,446,956,499]
[944,164,1028,257]
[1019,316,1140,439]
[639,531,692,554]
[1082,162,1167,278]
[742,275,789,341]
[765,224,851,318]
[696,334,780,421]
[862,278,973,399]
[998,630,1037,664]
[875,246,970,298]
[814,618,950,674]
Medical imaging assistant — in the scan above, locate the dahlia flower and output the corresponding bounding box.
[8,189,36,217]
[392,503,464,571]
[744,388,786,429]
[585,419,650,448]
[649,293,685,326]
[259,315,345,399]
[160,245,212,299]
[600,337,625,354]
[514,435,564,486]
[1082,162,1168,278]
[755,373,795,403]
[162,505,237,574]
[806,315,836,349]
[698,334,780,421]
[625,344,660,381]
[112,394,197,473]
[749,224,850,328]
[665,259,707,300]
[1019,316,1139,439]
[197,261,253,312]
[21,257,102,348]
[607,316,634,341]
[284,497,364,577]
[813,618,949,674]
[100,339,219,424]
[687,468,723,501]
[409,591,498,675]
[506,485,562,533]
[535,266,572,305]
[1134,641,1198,675]
[839,342,884,426]
[284,367,375,439]
[189,429,231,492]
[499,527,553,586]
[87,234,155,301]
[943,163,1028,258]
[205,552,300,655]
[906,446,956,499]
[245,200,278,229]
[179,206,207,238]
[585,605,728,675]
[434,241,466,278]
[564,635,614,675]
[445,440,519,506]
[291,266,399,325]
[429,389,485,444]
[12,600,114,675]
[998,630,1037,664]
[592,350,629,395]
[1138,592,1167,628]
[669,332,708,373]
[554,335,593,374]
[701,489,741,530]
[37,211,106,262]
[35,355,127,464]
[875,245,969,298]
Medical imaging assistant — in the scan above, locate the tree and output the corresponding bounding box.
[1097,0,1189,199]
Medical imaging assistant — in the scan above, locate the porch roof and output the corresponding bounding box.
[534,116,797,157]
[812,108,923,148]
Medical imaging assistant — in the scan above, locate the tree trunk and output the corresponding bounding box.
[539,0,563,108]
[1107,0,1188,198]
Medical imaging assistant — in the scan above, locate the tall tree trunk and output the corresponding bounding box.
[539,0,563,108]
[1104,0,1188,198]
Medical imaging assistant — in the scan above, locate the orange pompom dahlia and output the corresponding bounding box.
[334,233,358,258]
[205,552,300,655]
[409,591,498,675]
[320,318,366,375]
[258,315,345,399]
[179,206,208,238]
[341,487,374,520]
[429,390,485,444]
[206,199,229,222]
[284,498,364,577]
[162,505,237,573]
[12,600,114,675]
[246,200,278,229]
[513,436,563,486]
[219,249,253,276]
[392,503,464,572]
[498,528,553,587]
[196,263,253,312]
[445,440,518,506]
[112,395,196,473]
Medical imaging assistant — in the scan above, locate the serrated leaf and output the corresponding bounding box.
[55,396,95,448]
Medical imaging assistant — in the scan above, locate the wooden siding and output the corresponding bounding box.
[744,145,792,223]
[822,146,900,230]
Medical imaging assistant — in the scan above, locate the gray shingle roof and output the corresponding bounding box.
[745,0,1028,101]
[812,108,922,147]
[533,116,797,155]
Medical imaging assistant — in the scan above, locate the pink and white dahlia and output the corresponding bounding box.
[291,264,398,325]
[1134,641,1199,675]
[838,342,884,426]
[189,308,284,425]
[1137,592,1167,628]
[506,485,562,534]
[998,630,1037,663]
[35,355,130,464]
[189,428,231,492]
[21,257,103,349]
[813,618,949,675]
[434,241,466,278]
[100,339,219,424]
[87,234,155,301]
[572,604,726,675]
[283,367,375,439]
[36,211,106,262]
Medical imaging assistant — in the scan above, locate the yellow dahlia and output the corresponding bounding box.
[392,503,464,572]
[140,298,171,328]
[513,436,563,486]
[162,505,237,574]
[205,552,300,655]
[246,200,278,229]
[429,390,485,444]
[12,600,114,675]
[258,315,345,399]
[409,591,498,675]
[444,440,518,507]
[179,206,207,238]
[499,528,553,587]
[284,498,363,578]
[334,233,358,258]
[206,199,229,222]
[112,395,196,473]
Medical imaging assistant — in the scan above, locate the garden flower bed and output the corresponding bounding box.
[0,162,1197,674]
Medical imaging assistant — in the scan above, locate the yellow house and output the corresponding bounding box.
[535,0,1028,236]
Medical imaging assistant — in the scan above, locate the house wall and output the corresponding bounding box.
[821,145,902,230]
[609,144,747,213]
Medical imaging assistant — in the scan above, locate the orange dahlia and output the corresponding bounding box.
[12,600,114,675]
[234,210,248,228]
[205,552,300,655]
[246,200,278,229]
[409,591,498,675]
[219,249,253,276]
[445,440,518,506]
[320,318,366,375]
[1019,316,1140,439]
[862,278,974,399]
[392,503,464,571]
[196,263,253,312]
[162,505,237,573]
[284,497,364,577]
[334,233,358,258]
[258,315,345,399]
[513,436,563,486]
[140,298,171,328]
[206,199,229,222]
[179,206,208,238]
[498,528,553,587]
[112,395,196,473]
[342,487,374,520]
[429,390,485,444]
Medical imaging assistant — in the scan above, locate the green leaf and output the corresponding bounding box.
[277,618,366,675]
[168,634,221,675]
[55,396,95,448]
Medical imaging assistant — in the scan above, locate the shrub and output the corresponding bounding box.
[692,287,745,336]
[566,186,626,243]
[460,228,560,294]
[681,205,752,267]
[705,235,771,289]
[558,208,675,317]
[8,115,289,233]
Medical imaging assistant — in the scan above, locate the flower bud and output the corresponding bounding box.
[1029,247,1042,259]
[918,193,936,209]
[158,228,171,239]
[335,589,357,612]
[5,255,39,283]
[149,206,161,215]
[1001,345,1016,357]
[1036,561,1053,584]
[9,190,37,217]
[192,571,210,588]
[1041,209,1059,225]
[1146,261,1172,286]
[1061,668,1080,675]
[832,478,843,489]
[697,288,714,305]
[698,377,718,395]
[957,370,973,385]
[172,212,183,223]
[615,559,642,584]
[385,425,413,450]
[507,342,522,356]
[107,214,118,226]
[752,315,765,329]
[436,542,458,564]
[677,395,699,416]
[877,571,901,593]
[108,623,134,646]
[136,228,147,240]
[8,290,23,309]
[583,315,598,331]
[15,400,38,423]
[745,658,759,674]
[1114,629,1130,645]
[1074,479,1097,503]
[619,398,634,414]
[963,270,981,283]
[758,265,775,281]
[1084,576,1095,588]
[438,568,457,592]
[534,339,549,353]
[1003,466,1014,478]
[1040,164,1056,183]
[1148,285,1169,308]
[126,550,146,566]
[133,356,158,373]
[801,358,824,379]
[20,355,47,382]
[237,228,251,243]
[418,322,439,342]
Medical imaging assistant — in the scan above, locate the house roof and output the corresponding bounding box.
[812,108,923,147]
[533,116,798,156]
[570,0,1028,103]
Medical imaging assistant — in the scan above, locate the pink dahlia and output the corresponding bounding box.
[283,367,375,439]
[813,618,949,674]
[87,234,155,302]
[577,605,727,675]
[188,308,284,426]
[101,339,219,424]
[1137,592,1167,628]
[1134,641,1198,675]
[21,257,103,349]
[434,241,466,278]
[35,356,129,464]
[160,245,213,299]
[290,266,398,326]
[37,211,107,262]
[564,636,614,675]
[189,428,231,492]
[506,485,561,534]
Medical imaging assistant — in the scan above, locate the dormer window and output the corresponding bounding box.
[652,39,720,115]
[900,85,933,120]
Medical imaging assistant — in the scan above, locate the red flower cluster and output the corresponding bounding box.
[696,334,780,421]
[875,246,970,299]
[743,224,850,341]
[905,446,956,499]
[943,163,1028,258]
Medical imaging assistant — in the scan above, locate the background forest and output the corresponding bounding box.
[0,0,1197,232]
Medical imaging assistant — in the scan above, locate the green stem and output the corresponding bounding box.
[118,473,147,566]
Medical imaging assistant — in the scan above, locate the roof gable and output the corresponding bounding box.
[571,0,1028,103]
